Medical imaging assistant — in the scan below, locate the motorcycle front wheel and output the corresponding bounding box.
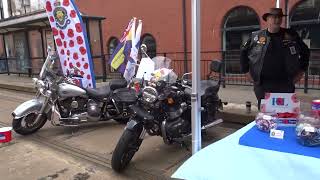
[111,128,143,172]
[12,113,47,135]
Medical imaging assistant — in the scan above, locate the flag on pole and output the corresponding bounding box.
[109,18,135,70]
[45,0,96,88]
[123,20,143,81]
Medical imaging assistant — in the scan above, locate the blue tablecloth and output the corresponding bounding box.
[172,122,320,180]
[239,126,320,159]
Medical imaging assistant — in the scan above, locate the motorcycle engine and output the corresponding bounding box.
[165,103,190,138]
[87,99,100,120]
[166,117,191,138]
[59,97,88,118]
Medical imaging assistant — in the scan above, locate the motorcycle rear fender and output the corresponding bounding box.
[12,99,52,120]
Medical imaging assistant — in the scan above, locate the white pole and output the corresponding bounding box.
[191,0,201,154]
[276,0,280,8]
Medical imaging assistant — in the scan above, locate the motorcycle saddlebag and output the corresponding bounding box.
[113,88,137,103]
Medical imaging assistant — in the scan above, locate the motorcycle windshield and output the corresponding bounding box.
[39,53,55,79]
[151,56,177,84]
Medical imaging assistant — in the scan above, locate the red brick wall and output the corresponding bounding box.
[76,0,303,53]
[75,0,304,78]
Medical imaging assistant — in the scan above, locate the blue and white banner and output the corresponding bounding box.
[123,19,143,81]
[45,0,96,88]
[109,18,143,81]
[109,18,135,71]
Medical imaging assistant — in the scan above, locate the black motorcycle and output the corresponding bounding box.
[111,58,223,172]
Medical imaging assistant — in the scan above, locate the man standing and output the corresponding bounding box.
[240,8,310,109]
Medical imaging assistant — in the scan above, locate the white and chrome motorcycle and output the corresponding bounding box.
[12,47,137,135]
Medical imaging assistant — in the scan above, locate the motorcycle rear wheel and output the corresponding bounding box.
[111,128,142,172]
[12,113,47,135]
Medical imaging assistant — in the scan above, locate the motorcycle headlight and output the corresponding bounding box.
[142,86,158,103]
[34,79,45,90]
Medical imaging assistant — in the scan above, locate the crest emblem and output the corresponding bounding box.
[258,36,266,44]
[53,1,70,29]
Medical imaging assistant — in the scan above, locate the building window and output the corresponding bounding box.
[222,6,260,74]
[1,0,44,18]
[108,37,119,56]
[290,0,320,75]
[108,37,119,72]
[290,0,320,49]
[141,34,156,58]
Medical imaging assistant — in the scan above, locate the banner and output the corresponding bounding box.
[45,0,96,88]
[123,19,143,81]
[110,18,135,70]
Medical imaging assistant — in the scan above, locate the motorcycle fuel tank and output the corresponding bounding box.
[58,83,87,98]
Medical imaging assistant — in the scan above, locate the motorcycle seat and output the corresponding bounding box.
[109,79,127,90]
[86,86,111,99]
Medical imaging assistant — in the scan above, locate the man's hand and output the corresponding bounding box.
[245,72,253,82]
[293,71,304,84]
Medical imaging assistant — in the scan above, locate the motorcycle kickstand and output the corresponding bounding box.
[180,141,191,152]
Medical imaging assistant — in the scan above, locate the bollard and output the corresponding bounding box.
[246,101,252,114]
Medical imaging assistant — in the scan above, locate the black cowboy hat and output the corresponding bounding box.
[262,8,287,21]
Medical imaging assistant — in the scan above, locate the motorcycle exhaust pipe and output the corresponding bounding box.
[201,119,223,130]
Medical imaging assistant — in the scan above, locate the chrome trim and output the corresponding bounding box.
[161,120,171,145]
[201,119,223,130]
[139,127,147,140]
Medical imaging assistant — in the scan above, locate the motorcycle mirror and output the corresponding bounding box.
[182,72,192,80]
[140,44,147,53]
[47,46,52,53]
[210,60,222,73]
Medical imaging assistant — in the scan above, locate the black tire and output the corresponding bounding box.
[12,113,47,135]
[111,128,143,172]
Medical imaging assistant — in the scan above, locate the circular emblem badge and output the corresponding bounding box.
[53,6,71,29]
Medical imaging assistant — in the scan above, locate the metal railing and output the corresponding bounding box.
[1,49,319,91]
[220,49,320,92]
[152,49,320,92]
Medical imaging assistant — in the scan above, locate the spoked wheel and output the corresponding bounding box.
[111,128,143,172]
[12,112,47,135]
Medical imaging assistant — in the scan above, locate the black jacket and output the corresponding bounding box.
[240,28,310,84]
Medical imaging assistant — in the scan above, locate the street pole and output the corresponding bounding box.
[276,0,280,8]
[285,0,289,28]
[191,0,201,154]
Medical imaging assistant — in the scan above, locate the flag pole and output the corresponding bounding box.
[191,0,201,154]
[276,0,280,8]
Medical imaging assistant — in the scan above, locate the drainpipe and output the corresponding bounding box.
[99,20,107,82]
[285,0,289,28]
[182,0,188,73]
[2,34,9,75]
[276,0,280,8]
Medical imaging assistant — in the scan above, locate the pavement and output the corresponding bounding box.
[0,74,318,179]
[0,88,241,179]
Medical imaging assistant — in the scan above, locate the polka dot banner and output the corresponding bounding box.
[45,0,96,88]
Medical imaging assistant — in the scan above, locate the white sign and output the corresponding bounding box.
[270,129,284,139]
[261,93,300,113]
[136,57,155,81]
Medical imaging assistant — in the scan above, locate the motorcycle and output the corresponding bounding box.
[111,52,224,172]
[12,47,137,135]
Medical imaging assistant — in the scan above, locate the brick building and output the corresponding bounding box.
[0,0,319,80]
